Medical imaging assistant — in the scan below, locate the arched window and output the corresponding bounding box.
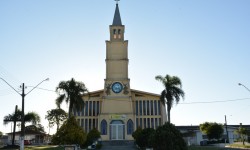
[118,29,121,39]
[127,119,134,135]
[101,119,107,135]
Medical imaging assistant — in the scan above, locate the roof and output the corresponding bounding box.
[176,126,200,131]
[112,4,122,25]
[176,125,250,131]
[7,130,46,135]
[131,89,160,97]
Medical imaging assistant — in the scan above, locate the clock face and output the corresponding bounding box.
[112,82,123,93]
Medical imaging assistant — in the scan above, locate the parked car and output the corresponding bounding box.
[24,140,31,145]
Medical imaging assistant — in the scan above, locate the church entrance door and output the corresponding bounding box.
[110,120,124,140]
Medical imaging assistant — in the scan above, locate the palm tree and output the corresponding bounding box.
[55,78,88,116]
[3,108,41,145]
[155,74,185,123]
[3,110,41,126]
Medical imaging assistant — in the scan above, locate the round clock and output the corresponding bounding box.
[112,82,123,93]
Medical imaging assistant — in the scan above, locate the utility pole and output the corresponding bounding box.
[225,115,229,143]
[20,83,25,150]
[0,77,49,150]
[12,105,18,146]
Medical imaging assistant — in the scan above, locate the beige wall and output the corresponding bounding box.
[78,90,167,141]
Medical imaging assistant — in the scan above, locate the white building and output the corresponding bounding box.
[177,124,250,145]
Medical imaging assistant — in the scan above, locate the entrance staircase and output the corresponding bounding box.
[101,140,137,150]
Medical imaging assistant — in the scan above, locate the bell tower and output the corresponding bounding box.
[102,2,132,114]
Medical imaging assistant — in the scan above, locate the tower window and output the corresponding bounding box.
[113,29,117,39]
[118,29,121,39]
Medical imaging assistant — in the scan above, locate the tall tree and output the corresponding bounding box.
[200,122,224,140]
[3,109,41,145]
[155,74,185,123]
[55,78,88,116]
[234,125,248,145]
[25,124,45,133]
[45,108,67,131]
[0,131,3,138]
[4,110,41,125]
[51,116,87,146]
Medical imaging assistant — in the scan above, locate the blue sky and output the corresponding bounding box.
[0,0,250,134]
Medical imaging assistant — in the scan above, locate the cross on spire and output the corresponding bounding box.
[115,0,120,4]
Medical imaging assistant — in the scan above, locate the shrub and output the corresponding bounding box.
[153,122,187,150]
[86,128,101,146]
[132,127,142,141]
[51,116,87,146]
[133,127,155,148]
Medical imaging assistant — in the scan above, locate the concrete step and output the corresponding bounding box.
[101,145,137,150]
[101,140,135,146]
[101,140,137,150]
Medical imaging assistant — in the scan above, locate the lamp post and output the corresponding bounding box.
[238,83,250,93]
[0,77,49,150]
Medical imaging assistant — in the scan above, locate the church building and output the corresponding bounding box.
[74,3,167,141]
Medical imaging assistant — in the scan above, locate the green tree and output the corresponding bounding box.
[3,105,19,146]
[3,108,41,145]
[25,124,45,133]
[4,110,41,125]
[24,111,41,125]
[0,131,3,138]
[155,74,185,123]
[153,122,187,150]
[55,78,88,116]
[86,128,101,146]
[133,128,155,149]
[200,122,224,140]
[45,108,67,131]
[132,127,142,142]
[51,116,87,146]
[234,125,248,145]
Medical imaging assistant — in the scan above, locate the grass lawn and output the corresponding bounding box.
[229,143,250,149]
[24,145,64,150]
[25,145,225,150]
[188,146,225,150]
[24,145,225,150]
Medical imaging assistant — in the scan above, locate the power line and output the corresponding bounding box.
[26,86,55,92]
[178,98,250,105]
[0,65,22,86]
[85,97,250,105]
[0,89,22,96]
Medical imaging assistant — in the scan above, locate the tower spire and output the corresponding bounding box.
[112,1,122,25]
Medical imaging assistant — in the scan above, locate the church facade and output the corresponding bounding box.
[74,3,167,141]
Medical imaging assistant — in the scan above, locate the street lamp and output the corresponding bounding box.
[238,83,250,93]
[0,77,49,150]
